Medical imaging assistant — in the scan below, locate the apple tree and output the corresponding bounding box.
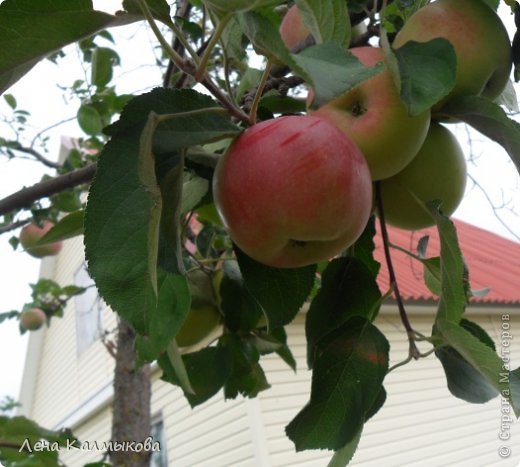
[1,0,520,465]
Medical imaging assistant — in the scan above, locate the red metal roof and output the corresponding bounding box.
[374,218,520,305]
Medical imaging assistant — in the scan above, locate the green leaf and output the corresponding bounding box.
[135,273,191,362]
[422,256,441,296]
[237,10,309,78]
[85,88,239,336]
[306,257,382,368]
[327,427,362,467]
[50,190,82,212]
[235,248,316,330]
[221,334,270,399]
[294,0,351,47]
[0,0,138,94]
[91,47,119,88]
[181,174,209,214]
[435,319,520,417]
[122,0,172,24]
[429,203,468,324]
[3,94,16,109]
[441,95,520,177]
[220,260,263,333]
[220,16,248,62]
[293,43,384,108]
[204,0,278,14]
[348,216,380,278]
[105,88,240,150]
[38,211,85,244]
[286,317,389,451]
[77,104,103,136]
[253,326,297,371]
[393,39,457,115]
[259,95,307,114]
[435,319,499,404]
[160,345,232,407]
[0,311,19,325]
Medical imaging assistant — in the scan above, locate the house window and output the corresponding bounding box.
[74,263,103,354]
[150,416,168,467]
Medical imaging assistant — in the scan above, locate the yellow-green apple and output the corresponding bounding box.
[19,221,63,258]
[379,122,467,230]
[19,308,47,331]
[176,269,222,347]
[393,0,512,110]
[309,46,431,181]
[213,115,373,268]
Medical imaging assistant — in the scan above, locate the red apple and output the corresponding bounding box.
[279,5,310,50]
[393,0,512,110]
[19,221,63,258]
[19,308,47,331]
[309,47,431,181]
[213,115,373,268]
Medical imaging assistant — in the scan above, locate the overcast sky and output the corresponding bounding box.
[0,1,519,409]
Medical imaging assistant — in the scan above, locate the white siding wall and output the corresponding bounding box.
[28,237,116,429]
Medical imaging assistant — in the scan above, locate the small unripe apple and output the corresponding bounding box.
[393,0,512,110]
[19,221,63,258]
[176,269,222,347]
[379,122,467,230]
[19,308,47,331]
[309,47,431,181]
[213,115,373,268]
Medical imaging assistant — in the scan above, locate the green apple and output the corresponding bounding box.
[19,308,47,331]
[176,269,222,347]
[213,115,373,268]
[393,0,512,110]
[310,46,431,181]
[379,122,467,230]
[19,221,63,258]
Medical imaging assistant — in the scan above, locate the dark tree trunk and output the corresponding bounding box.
[110,319,151,467]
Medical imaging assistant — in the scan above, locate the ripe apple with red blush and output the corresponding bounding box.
[309,46,431,181]
[213,115,373,268]
[19,308,47,331]
[19,221,63,258]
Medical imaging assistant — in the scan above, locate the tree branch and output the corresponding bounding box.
[0,164,96,216]
[6,144,61,169]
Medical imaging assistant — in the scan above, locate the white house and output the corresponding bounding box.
[17,220,520,466]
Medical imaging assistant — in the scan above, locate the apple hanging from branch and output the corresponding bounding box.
[213,115,373,268]
[379,122,467,230]
[19,221,63,258]
[309,47,431,181]
[393,0,512,112]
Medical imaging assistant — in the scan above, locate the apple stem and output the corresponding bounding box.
[374,181,421,360]
[249,60,274,125]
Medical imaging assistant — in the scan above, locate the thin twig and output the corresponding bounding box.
[195,13,232,82]
[375,181,421,360]
[249,61,273,125]
[7,144,61,169]
[0,219,30,235]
